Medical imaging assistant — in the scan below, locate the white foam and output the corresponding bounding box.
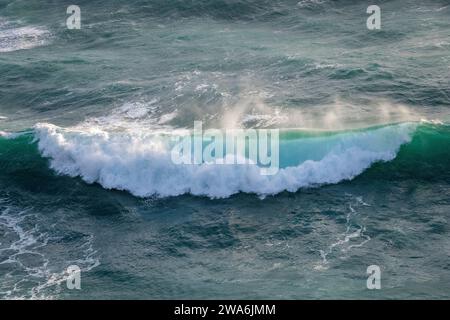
[34,122,416,199]
[78,99,178,132]
[314,196,371,271]
[0,24,50,53]
[297,0,326,8]
[0,198,99,300]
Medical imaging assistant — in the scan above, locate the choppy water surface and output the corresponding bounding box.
[0,0,449,299]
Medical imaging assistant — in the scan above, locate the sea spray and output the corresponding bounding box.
[171,121,280,175]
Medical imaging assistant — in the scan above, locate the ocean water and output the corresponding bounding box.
[0,0,449,299]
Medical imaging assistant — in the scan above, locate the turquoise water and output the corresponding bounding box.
[0,0,449,299]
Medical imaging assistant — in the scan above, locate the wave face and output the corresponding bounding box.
[19,122,414,198]
[4,121,449,200]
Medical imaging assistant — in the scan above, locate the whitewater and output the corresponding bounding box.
[32,122,416,198]
[0,0,449,300]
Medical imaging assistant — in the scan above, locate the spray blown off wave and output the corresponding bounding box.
[26,122,417,198]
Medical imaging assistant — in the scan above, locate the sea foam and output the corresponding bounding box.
[33,123,416,198]
[0,22,50,53]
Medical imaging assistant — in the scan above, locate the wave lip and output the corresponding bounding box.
[32,122,416,198]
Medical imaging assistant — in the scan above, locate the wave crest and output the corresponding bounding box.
[33,123,416,198]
